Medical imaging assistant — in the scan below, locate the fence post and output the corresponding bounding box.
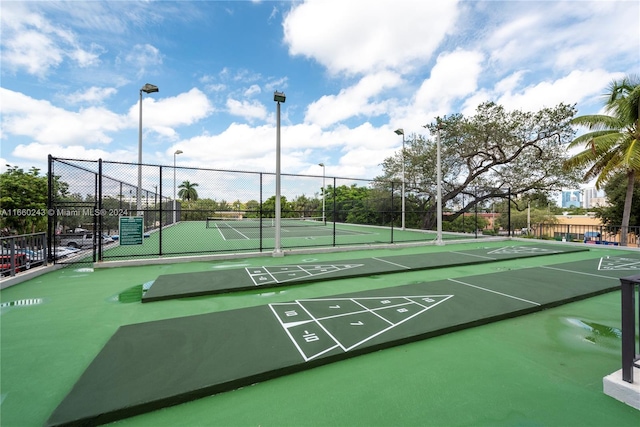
[390,181,394,244]
[259,173,263,252]
[47,155,54,263]
[507,188,511,237]
[159,166,163,257]
[332,177,336,247]
[98,159,103,262]
[620,274,640,383]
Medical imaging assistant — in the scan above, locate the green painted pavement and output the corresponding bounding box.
[46,254,636,427]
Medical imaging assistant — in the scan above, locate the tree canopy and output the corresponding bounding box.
[0,166,64,234]
[178,180,199,202]
[563,75,640,244]
[379,102,581,229]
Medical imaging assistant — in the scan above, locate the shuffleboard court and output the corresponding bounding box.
[142,244,588,302]
[45,254,640,427]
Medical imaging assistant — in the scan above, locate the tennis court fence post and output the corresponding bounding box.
[620,274,640,383]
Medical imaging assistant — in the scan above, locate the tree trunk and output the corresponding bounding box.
[620,169,635,246]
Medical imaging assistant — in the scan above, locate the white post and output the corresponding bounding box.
[319,163,326,223]
[436,126,444,245]
[273,97,283,257]
[137,90,143,215]
[401,132,405,230]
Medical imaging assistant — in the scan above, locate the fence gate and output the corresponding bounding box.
[48,156,101,266]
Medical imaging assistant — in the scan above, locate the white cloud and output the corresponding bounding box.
[483,1,638,74]
[12,142,128,162]
[226,99,268,121]
[283,0,460,75]
[127,88,214,129]
[244,84,262,97]
[467,69,626,115]
[63,86,118,104]
[2,29,64,76]
[1,88,126,145]
[124,44,163,79]
[305,71,403,128]
[0,2,106,76]
[414,50,484,112]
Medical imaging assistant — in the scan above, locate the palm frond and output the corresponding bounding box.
[570,114,625,131]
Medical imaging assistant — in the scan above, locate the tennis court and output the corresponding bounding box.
[101,220,479,259]
[45,244,640,426]
[206,217,368,241]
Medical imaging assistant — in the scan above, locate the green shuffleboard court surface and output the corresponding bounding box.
[45,253,639,427]
[142,244,589,302]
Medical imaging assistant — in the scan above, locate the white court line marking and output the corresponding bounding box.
[227,225,251,240]
[447,278,541,306]
[540,265,621,280]
[450,251,496,260]
[372,257,411,269]
[214,225,227,241]
[267,304,341,361]
[247,267,280,286]
[337,296,454,352]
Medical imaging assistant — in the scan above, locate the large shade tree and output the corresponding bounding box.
[380,102,581,230]
[563,75,640,245]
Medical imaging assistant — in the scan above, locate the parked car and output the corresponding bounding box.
[0,253,29,276]
[56,233,114,249]
[51,246,82,260]
[16,249,46,267]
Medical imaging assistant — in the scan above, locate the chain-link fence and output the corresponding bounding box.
[48,156,505,264]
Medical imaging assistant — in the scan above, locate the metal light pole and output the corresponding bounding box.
[318,163,326,223]
[173,149,183,224]
[435,124,444,245]
[137,83,159,215]
[273,91,286,257]
[394,128,405,230]
[424,122,444,245]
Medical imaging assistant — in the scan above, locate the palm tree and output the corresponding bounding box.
[178,180,199,203]
[563,75,640,245]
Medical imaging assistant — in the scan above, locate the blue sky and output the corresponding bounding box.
[1,0,638,187]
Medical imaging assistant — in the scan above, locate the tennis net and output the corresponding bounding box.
[206,217,326,229]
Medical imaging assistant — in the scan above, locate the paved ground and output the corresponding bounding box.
[4,240,640,427]
[46,251,639,426]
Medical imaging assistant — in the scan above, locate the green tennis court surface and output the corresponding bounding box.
[45,253,640,427]
[142,244,588,302]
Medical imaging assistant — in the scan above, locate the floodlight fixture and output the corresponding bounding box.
[141,83,159,94]
[274,91,286,103]
[394,128,404,135]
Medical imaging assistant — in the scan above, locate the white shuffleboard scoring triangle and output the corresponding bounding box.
[269,294,454,361]
[597,256,640,271]
[486,246,558,255]
[247,264,365,285]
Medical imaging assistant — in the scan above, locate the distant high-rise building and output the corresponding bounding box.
[583,187,607,208]
[562,190,582,208]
